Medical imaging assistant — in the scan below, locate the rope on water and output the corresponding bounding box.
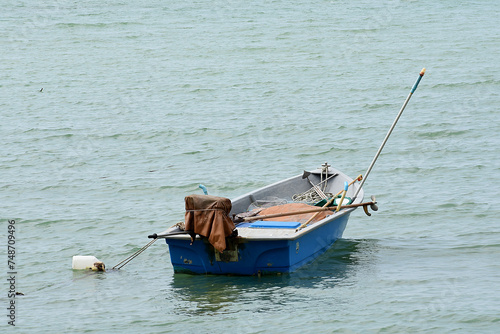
[112,237,158,270]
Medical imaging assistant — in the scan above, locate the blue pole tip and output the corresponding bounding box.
[344,181,349,191]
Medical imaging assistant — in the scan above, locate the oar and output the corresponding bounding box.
[297,174,362,230]
[235,199,378,223]
[352,68,426,200]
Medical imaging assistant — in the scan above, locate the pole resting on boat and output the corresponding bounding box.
[353,68,426,200]
[235,198,378,223]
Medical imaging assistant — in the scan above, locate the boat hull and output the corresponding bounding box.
[159,165,363,275]
[165,212,351,275]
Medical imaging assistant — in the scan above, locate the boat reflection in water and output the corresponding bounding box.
[167,238,379,316]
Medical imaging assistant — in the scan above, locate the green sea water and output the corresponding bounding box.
[2,0,500,332]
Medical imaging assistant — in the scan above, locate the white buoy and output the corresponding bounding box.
[72,256,105,271]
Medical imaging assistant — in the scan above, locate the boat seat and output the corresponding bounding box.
[249,221,301,229]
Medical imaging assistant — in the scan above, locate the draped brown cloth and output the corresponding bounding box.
[184,194,236,253]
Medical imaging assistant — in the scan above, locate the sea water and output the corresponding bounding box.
[1,0,500,332]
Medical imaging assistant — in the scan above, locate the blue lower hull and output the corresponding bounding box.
[165,213,351,275]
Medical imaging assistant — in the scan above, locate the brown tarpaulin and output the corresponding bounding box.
[184,194,236,253]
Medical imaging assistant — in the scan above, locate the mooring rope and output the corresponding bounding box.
[292,187,334,203]
[112,237,158,270]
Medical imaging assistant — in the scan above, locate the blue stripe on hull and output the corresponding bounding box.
[165,213,351,275]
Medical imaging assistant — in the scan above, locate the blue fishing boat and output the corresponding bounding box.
[151,165,377,275]
[148,68,425,275]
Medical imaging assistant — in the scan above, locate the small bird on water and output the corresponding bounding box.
[39,88,43,92]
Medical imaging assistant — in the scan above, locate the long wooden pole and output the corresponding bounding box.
[238,200,377,223]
